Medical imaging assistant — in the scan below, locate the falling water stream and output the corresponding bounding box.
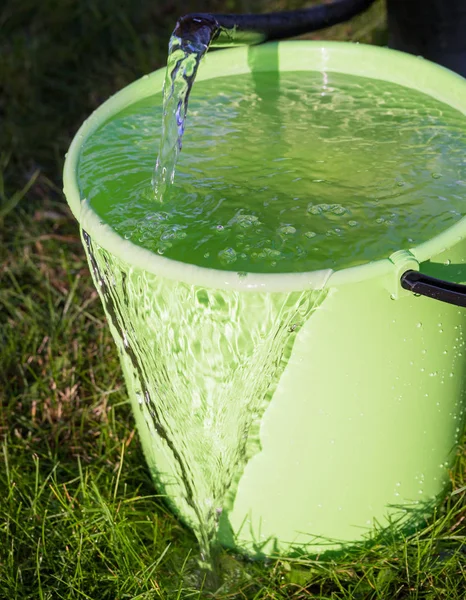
[153,17,224,201]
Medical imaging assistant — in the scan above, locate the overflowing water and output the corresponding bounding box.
[82,227,328,573]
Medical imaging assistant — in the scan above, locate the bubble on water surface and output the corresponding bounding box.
[235,214,260,228]
[218,247,237,264]
[277,225,297,235]
[258,248,282,259]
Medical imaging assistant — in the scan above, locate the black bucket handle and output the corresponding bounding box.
[401,270,466,308]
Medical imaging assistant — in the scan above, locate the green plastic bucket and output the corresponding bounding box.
[64,42,466,556]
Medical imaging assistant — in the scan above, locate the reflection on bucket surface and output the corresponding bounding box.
[64,43,466,562]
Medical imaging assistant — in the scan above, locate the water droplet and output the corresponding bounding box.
[417,322,422,328]
[305,231,316,239]
[216,224,224,231]
[432,172,442,179]
[348,220,358,227]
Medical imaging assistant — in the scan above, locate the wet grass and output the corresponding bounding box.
[1,0,465,597]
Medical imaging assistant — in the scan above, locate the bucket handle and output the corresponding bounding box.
[401,270,466,308]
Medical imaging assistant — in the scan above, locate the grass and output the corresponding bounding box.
[1,0,465,597]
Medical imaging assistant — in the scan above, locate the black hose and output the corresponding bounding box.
[174,0,378,47]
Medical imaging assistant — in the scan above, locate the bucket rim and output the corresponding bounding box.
[63,40,466,293]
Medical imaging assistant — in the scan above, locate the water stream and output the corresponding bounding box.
[152,17,219,200]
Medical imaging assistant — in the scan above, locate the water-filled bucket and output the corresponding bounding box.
[64,42,466,556]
